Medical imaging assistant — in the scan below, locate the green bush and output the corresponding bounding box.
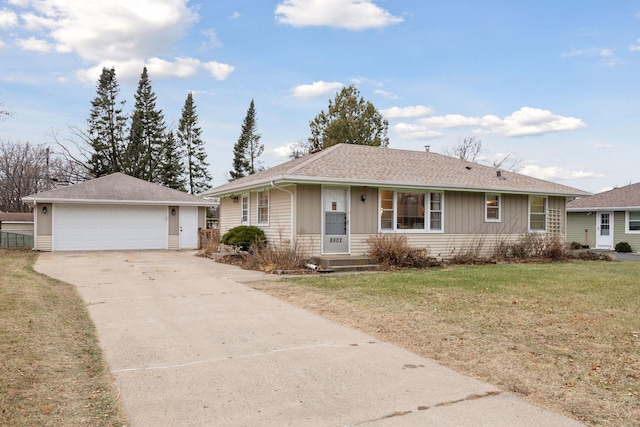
[221,226,266,251]
[615,241,632,253]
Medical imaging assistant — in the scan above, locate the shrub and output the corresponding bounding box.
[569,241,584,250]
[244,240,309,272]
[367,233,440,269]
[615,241,632,253]
[220,226,266,252]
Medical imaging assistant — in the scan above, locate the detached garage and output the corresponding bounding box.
[22,173,215,251]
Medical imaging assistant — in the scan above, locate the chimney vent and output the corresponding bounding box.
[497,170,502,177]
[425,145,430,152]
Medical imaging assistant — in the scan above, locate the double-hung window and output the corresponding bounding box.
[529,196,547,232]
[485,194,501,222]
[257,190,269,225]
[627,211,640,233]
[241,194,250,224]
[379,190,443,232]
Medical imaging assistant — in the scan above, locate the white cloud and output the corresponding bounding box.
[271,142,302,158]
[351,76,383,86]
[519,164,605,181]
[373,89,399,100]
[418,107,586,137]
[0,39,5,49]
[0,8,18,28]
[201,29,223,49]
[75,57,235,83]
[392,123,441,140]
[420,113,483,128]
[629,39,640,52]
[291,81,344,99]
[230,11,240,19]
[9,1,235,82]
[202,61,236,80]
[275,0,403,30]
[17,36,52,52]
[380,105,433,119]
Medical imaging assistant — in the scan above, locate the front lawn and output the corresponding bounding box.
[0,250,126,426]
[251,261,640,426]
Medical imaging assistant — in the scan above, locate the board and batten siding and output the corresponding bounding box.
[566,212,595,248]
[296,184,321,235]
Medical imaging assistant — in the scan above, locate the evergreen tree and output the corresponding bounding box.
[158,130,186,191]
[230,99,263,180]
[177,92,211,194]
[124,67,166,181]
[308,85,389,151]
[87,67,128,177]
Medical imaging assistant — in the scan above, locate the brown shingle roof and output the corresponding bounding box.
[22,173,214,206]
[567,182,640,210]
[0,212,34,222]
[203,144,589,197]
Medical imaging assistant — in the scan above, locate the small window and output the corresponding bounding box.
[627,211,640,232]
[485,194,501,222]
[257,190,269,225]
[380,190,394,231]
[529,196,547,232]
[430,193,442,231]
[241,194,249,224]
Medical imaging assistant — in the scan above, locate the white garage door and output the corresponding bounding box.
[53,204,168,251]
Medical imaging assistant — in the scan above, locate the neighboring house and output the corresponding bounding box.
[22,173,216,251]
[566,182,640,251]
[202,144,588,258]
[0,212,34,248]
[0,212,34,235]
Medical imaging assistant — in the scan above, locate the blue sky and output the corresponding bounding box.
[1,0,639,193]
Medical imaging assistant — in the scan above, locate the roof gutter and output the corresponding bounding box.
[270,180,295,247]
[21,198,217,207]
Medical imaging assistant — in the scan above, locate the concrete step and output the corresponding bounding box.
[315,256,380,272]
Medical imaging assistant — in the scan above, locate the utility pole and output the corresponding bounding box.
[45,147,50,190]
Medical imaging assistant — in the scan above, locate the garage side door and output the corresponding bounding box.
[53,204,168,251]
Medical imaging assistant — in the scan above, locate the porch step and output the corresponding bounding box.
[316,255,380,273]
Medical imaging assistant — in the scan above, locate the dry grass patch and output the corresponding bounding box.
[0,249,126,426]
[251,261,640,426]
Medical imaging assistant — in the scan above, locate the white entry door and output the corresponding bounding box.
[323,187,349,254]
[596,212,613,249]
[179,206,199,249]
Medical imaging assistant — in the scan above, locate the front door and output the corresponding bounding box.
[596,212,613,249]
[179,206,199,249]
[323,187,349,254]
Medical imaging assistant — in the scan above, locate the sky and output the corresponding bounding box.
[1,0,639,193]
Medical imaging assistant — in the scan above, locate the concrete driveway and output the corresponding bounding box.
[35,251,583,427]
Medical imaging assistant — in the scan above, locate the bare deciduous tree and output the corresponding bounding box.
[442,136,483,163]
[492,152,523,172]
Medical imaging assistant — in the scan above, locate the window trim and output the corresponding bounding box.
[257,189,269,226]
[378,189,444,233]
[240,194,250,225]
[485,193,501,223]
[528,195,547,233]
[626,211,640,234]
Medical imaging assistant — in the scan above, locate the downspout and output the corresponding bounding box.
[270,181,295,247]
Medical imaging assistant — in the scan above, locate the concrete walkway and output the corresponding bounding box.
[35,251,584,427]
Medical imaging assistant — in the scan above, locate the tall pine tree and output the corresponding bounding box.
[124,67,166,181]
[158,130,186,191]
[177,92,211,194]
[87,67,128,177]
[230,99,263,180]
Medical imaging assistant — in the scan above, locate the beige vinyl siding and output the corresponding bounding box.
[219,197,243,237]
[296,185,321,234]
[615,211,640,252]
[37,235,52,251]
[350,233,523,259]
[566,212,596,247]
[262,187,294,244]
[1,222,33,235]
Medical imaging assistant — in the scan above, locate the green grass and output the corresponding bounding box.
[0,249,127,426]
[253,261,640,426]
